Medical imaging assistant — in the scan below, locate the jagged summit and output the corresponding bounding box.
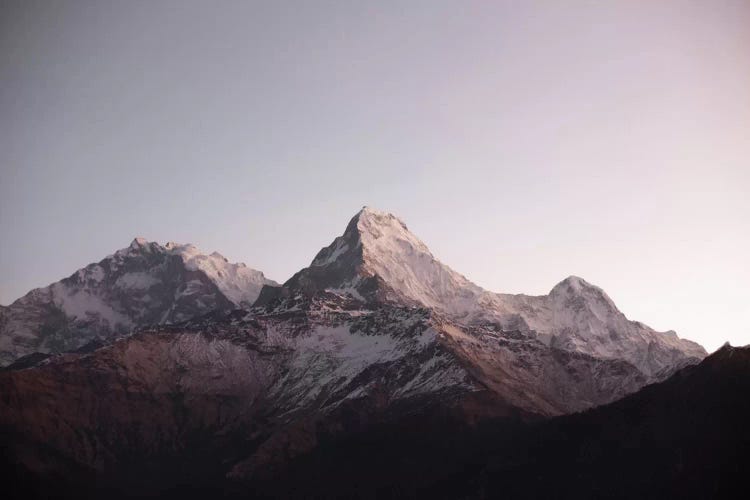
[283,206,481,310]
[312,206,431,267]
[272,207,707,377]
[552,275,589,292]
[345,206,428,251]
[550,275,610,298]
[0,238,276,366]
[130,236,149,248]
[549,275,620,312]
[115,238,277,305]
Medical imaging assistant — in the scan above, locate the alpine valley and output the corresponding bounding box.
[2,207,746,499]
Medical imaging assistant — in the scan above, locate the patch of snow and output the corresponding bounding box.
[50,283,132,329]
[312,239,350,267]
[166,243,277,306]
[325,286,365,301]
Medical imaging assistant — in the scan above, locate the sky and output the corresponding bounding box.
[1,0,748,352]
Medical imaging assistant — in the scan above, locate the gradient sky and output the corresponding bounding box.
[1,0,748,352]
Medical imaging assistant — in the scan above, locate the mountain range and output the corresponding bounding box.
[2,206,737,499]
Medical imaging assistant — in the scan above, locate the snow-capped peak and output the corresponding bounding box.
[552,275,588,293]
[130,236,149,249]
[169,242,277,307]
[289,207,484,313]
[0,238,278,366]
[352,206,433,258]
[116,237,159,258]
[123,239,278,307]
[549,275,619,312]
[282,207,707,377]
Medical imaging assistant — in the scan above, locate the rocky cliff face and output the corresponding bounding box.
[0,238,276,366]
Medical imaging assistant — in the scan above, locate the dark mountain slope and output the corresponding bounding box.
[242,343,750,500]
[470,342,750,499]
[6,341,741,500]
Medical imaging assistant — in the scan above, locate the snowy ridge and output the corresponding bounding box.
[495,276,706,376]
[284,207,706,377]
[0,238,276,366]
[164,242,274,307]
[355,208,487,313]
[149,292,640,420]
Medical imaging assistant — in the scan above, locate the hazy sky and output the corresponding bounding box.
[1,1,748,352]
